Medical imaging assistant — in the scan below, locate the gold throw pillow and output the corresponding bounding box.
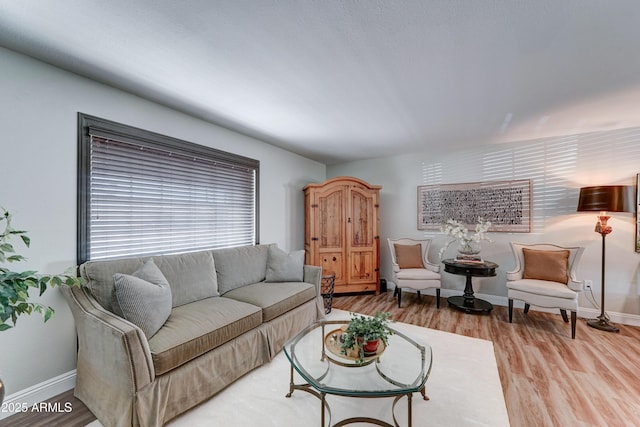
[522,248,570,284]
[394,243,424,269]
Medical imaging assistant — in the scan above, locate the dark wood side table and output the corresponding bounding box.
[442,259,498,314]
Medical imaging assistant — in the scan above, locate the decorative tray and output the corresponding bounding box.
[323,327,386,364]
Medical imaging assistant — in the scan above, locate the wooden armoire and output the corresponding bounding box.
[303,176,382,294]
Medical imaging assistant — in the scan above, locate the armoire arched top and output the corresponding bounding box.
[303,176,383,191]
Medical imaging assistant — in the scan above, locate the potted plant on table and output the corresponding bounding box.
[0,208,84,404]
[340,311,394,364]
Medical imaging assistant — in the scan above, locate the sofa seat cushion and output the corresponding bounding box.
[223,282,316,322]
[148,297,262,375]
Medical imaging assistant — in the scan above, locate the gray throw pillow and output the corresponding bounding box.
[114,259,172,338]
[265,245,305,282]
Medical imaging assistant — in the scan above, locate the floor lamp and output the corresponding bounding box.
[577,185,635,332]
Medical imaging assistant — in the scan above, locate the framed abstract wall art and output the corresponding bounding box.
[417,179,532,232]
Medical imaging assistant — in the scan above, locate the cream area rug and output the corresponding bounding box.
[88,309,509,426]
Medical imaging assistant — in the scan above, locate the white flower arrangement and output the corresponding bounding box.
[438,218,492,260]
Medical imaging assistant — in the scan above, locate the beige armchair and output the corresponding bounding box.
[506,242,585,339]
[387,238,441,308]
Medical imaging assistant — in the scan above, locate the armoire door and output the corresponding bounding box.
[346,186,378,287]
[311,184,347,287]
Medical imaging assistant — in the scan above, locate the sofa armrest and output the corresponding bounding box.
[303,264,321,287]
[303,265,325,319]
[61,285,155,394]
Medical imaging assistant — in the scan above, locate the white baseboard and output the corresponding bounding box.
[392,287,640,327]
[0,370,76,420]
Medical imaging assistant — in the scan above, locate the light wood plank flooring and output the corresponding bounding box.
[333,292,640,427]
[2,291,639,427]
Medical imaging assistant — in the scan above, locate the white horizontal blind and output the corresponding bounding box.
[84,127,257,261]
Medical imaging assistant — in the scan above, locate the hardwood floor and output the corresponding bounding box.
[0,389,94,427]
[333,292,640,427]
[2,291,640,427]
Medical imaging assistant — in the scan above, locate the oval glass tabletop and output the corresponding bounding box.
[284,320,432,397]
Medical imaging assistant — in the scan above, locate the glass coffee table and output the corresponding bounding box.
[283,320,432,427]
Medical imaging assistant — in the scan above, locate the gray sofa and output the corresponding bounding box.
[62,244,324,427]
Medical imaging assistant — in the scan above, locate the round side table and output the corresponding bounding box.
[442,259,498,314]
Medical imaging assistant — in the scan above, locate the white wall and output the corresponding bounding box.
[328,131,640,317]
[0,47,325,396]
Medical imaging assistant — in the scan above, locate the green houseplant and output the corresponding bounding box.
[340,311,394,363]
[0,209,84,331]
[0,208,84,404]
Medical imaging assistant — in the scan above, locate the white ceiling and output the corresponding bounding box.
[1,1,640,165]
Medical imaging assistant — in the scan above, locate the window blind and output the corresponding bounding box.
[78,114,258,262]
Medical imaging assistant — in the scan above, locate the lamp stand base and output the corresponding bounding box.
[587,316,619,333]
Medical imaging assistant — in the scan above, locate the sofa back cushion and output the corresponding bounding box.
[80,250,218,314]
[265,245,305,282]
[81,257,143,315]
[213,244,270,294]
[152,251,219,306]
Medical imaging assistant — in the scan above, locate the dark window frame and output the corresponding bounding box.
[77,113,260,264]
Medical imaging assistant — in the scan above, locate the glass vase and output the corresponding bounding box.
[457,239,481,257]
